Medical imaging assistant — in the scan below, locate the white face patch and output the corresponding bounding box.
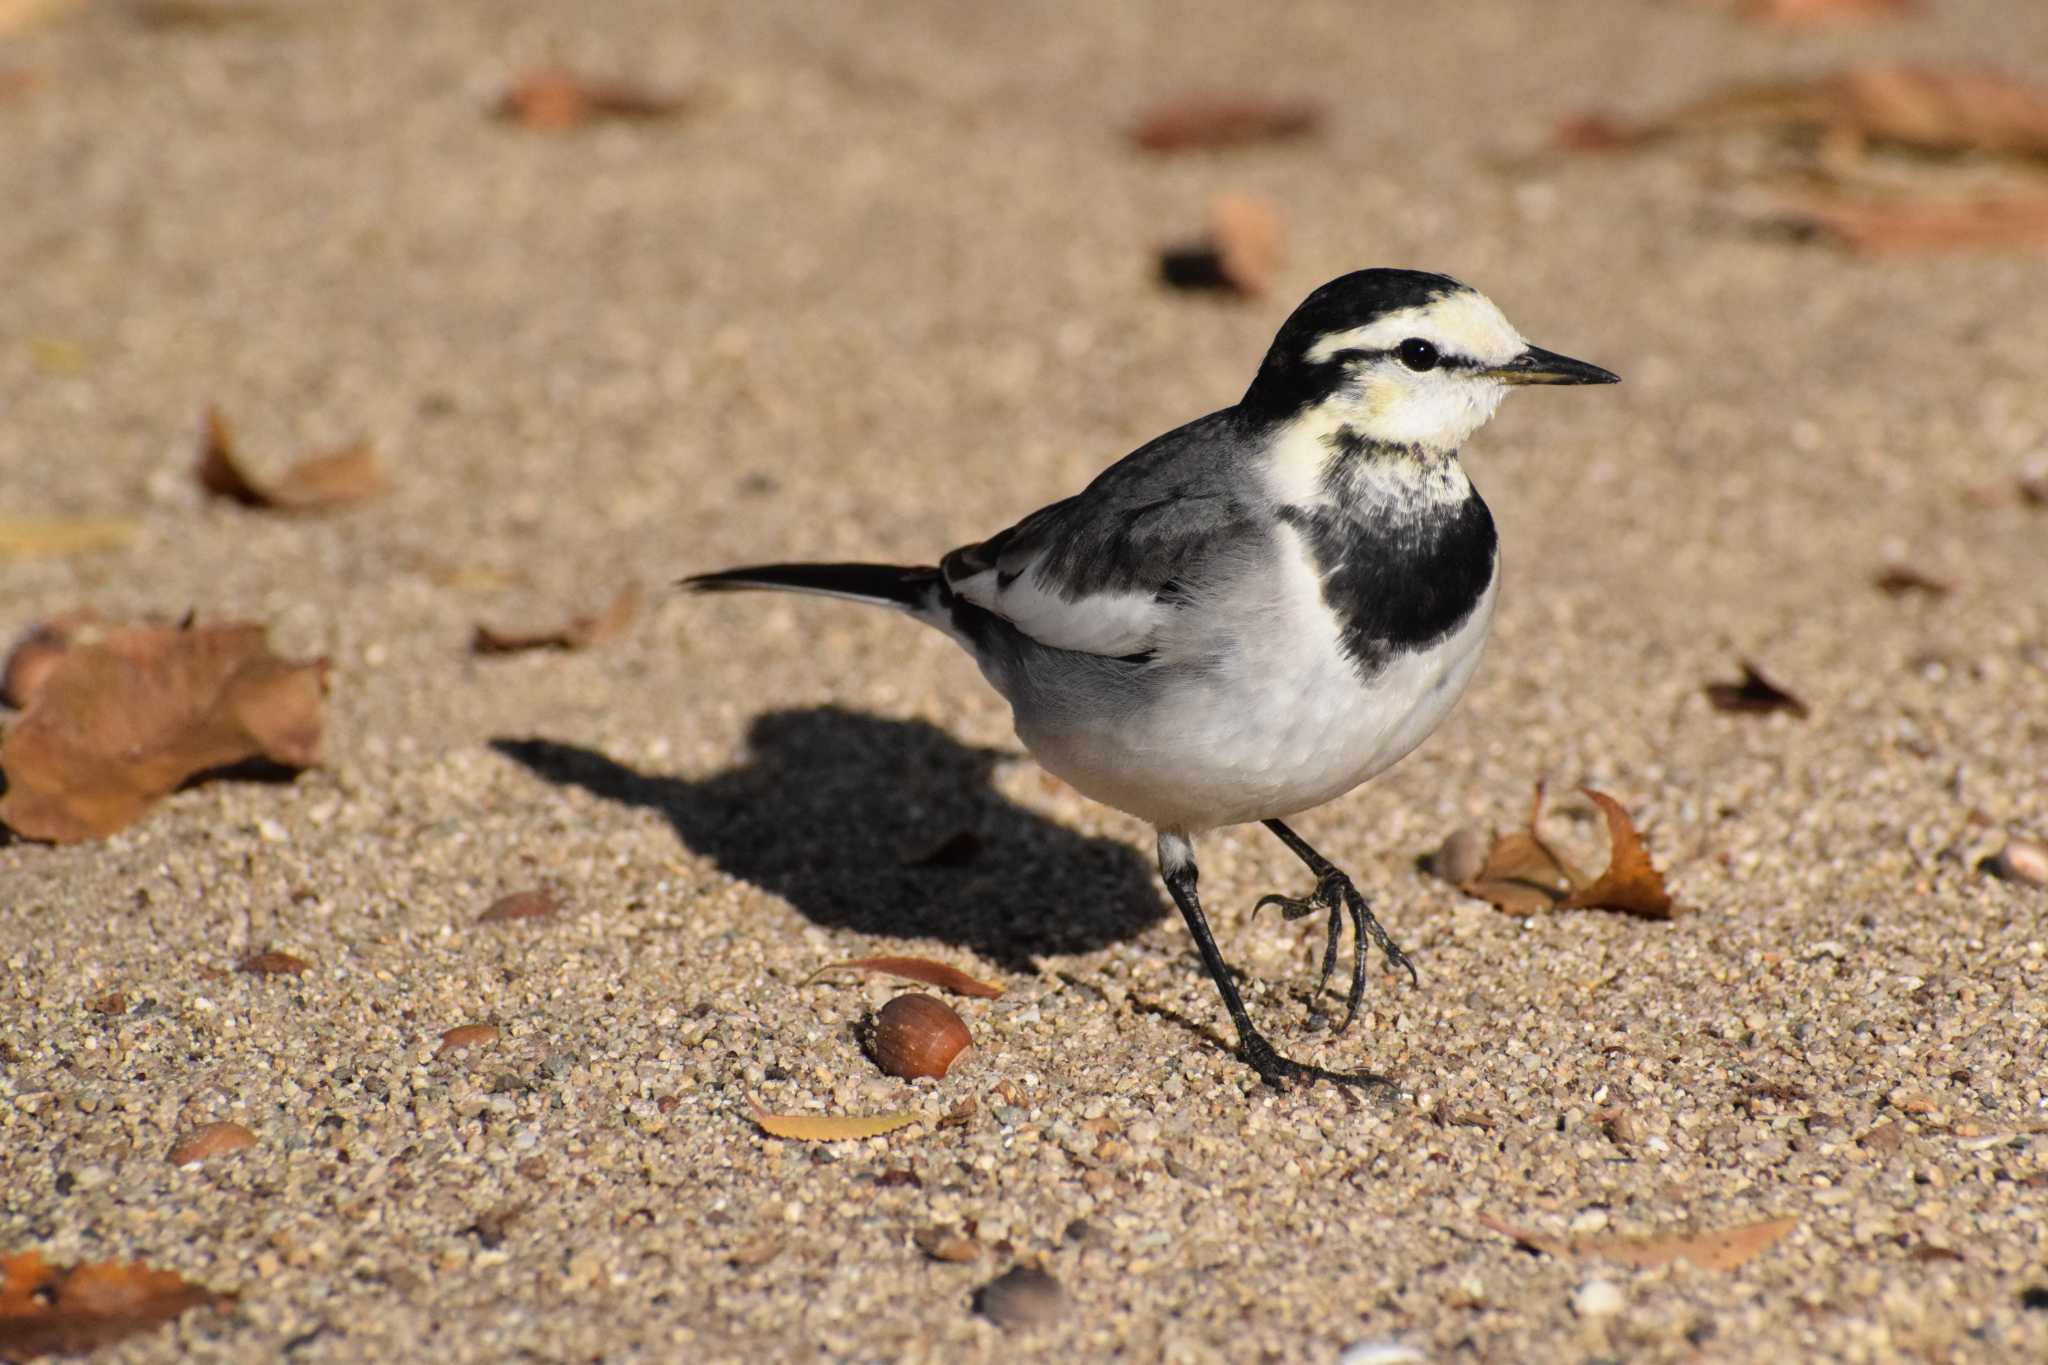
[1299,287,1527,454]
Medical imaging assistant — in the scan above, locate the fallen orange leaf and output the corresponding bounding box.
[748,1100,921,1142]
[237,951,309,976]
[1128,91,1323,153]
[1713,0,1920,28]
[0,1250,234,1360]
[496,64,697,131]
[1764,188,2048,254]
[195,407,388,514]
[802,955,1004,998]
[1558,790,1676,920]
[1160,190,1287,297]
[472,583,642,654]
[0,619,329,844]
[166,1122,256,1165]
[1479,1213,1797,1271]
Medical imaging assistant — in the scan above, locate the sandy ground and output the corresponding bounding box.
[5,1,2048,1360]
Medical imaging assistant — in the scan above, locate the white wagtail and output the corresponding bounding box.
[686,269,1617,1088]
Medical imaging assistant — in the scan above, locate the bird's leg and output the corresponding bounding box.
[1254,818,1420,1035]
[1157,831,1381,1091]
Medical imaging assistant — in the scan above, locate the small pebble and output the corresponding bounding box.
[1573,1279,1624,1319]
[1427,826,1491,886]
[1983,837,2047,888]
[974,1265,1068,1330]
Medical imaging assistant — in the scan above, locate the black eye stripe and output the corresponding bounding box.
[1327,346,1482,371]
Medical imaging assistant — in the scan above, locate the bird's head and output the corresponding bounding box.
[1242,269,1617,456]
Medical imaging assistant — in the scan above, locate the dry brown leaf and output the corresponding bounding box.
[167,1122,256,1165]
[1558,789,1676,919]
[438,1024,500,1055]
[496,64,696,131]
[1705,659,1810,718]
[2,610,103,710]
[1160,190,1287,296]
[0,619,329,844]
[1128,91,1323,153]
[195,407,388,514]
[1479,1213,1797,1270]
[0,1249,234,1361]
[86,992,128,1015]
[238,951,309,976]
[0,517,137,561]
[1715,0,1920,28]
[747,1100,920,1142]
[1873,563,1954,597]
[472,583,642,654]
[801,955,1004,998]
[1456,784,1586,915]
[1764,188,2048,254]
[1450,785,1675,918]
[479,889,558,923]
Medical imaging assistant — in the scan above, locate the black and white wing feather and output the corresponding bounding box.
[939,411,1259,659]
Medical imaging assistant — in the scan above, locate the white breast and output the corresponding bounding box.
[1015,525,1498,833]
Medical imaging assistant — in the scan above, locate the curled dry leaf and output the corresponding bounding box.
[1558,790,1676,920]
[1705,659,1810,718]
[478,889,559,923]
[0,1250,234,1361]
[1873,563,1954,597]
[1712,0,1920,28]
[195,407,388,514]
[1128,91,1323,153]
[747,1100,920,1142]
[1443,785,1676,919]
[472,583,642,654]
[167,1122,256,1165]
[1479,1213,1797,1271]
[1159,190,1287,297]
[2,610,102,710]
[1761,188,2048,255]
[238,951,309,976]
[438,1024,501,1055]
[0,517,137,561]
[801,955,1004,998]
[0,619,328,844]
[496,64,697,131]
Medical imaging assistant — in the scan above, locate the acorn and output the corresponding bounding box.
[863,993,973,1080]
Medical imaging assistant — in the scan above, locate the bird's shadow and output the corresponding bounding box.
[490,707,1165,971]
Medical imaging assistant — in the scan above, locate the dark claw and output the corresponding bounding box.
[1240,1029,1391,1092]
[1253,870,1419,1036]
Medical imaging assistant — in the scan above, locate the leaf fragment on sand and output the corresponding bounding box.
[748,1100,920,1142]
[472,583,642,654]
[1873,563,1954,597]
[1446,785,1678,919]
[0,517,138,560]
[1128,91,1323,152]
[0,1249,234,1359]
[1558,790,1676,920]
[1762,189,2048,255]
[0,619,329,844]
[1716,0,1920,28]
[195,406,388,514]
[166,1122,256,1165]
[496,64,698,131]
[1159,190,1287,297]
[1479,1213,1797,1271]
[1705,659,1810,718]
[238,951,309,976]
[479,889,559,923]
[802,955,1004,998]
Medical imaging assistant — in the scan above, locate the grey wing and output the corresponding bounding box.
[939,410,1261,658]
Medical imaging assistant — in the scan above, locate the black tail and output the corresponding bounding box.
[681,562,944,613]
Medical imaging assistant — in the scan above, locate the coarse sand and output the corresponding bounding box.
[4,1,2047,1360]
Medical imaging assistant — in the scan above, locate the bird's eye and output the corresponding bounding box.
[1397,338,1440,372]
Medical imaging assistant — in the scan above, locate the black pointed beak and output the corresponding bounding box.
[1488,345,1620,387]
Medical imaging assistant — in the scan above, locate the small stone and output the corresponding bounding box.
[1427,826,1491,886]
[239,951,310,976]
[480,889,558,923]
[914,1225,981,1263]
[1572,1279,1624,1318]
[974,1265,1068,1330]
[169,1121,257,1164]
[1983,837,2048,888]
[438,1024,500,1055]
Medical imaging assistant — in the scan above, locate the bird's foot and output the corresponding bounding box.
[1239,1029,1390,1092]
[1254,869,1420,1034]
